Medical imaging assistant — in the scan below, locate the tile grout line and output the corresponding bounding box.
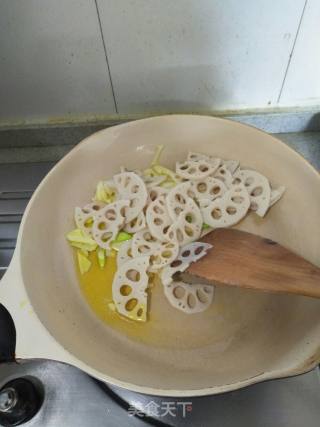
[94,0,119,114]
[277,0,308,103]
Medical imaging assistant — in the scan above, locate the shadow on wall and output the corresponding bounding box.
[121,63,232,114]
[108,1,234,114]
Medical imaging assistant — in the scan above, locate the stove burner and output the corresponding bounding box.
[0,378,44,426]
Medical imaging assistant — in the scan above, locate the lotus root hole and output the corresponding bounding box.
[120,284,132,296]
[180,164,188,171]
[92,205,101,211]
[82,208,90,214]
[105,209,116,220]
[101,232,112,242]
[154,217,163,226]
[170,259,182,268]
[182,250,191,258]
[188,167,196,174]
[137,308,143,317]
[211,208,222,219]
[131,185,139,194]
[143,231,154,242]
[126,269,141,282]
[154,205,164,214]
[163,225,170,234]
[185,214,194,223]
[232,178,241,185]
[84,218,93,228]
[199,164,208,172]
[130,199,138,208]
[150,191,157,201]
[231,196,244,204]
[251,186,263,197]
[177,229,184,242]
[250,201,258,211]
[196,289,208,303]
[211,185,221,195]
[220,169,226,175]
[98,222,107,230]
[175,207,183,215]
[125,298,138,311]
[184,226,194,237]
[194,246,204,255]
[187,294,196,308]
[173,286,186,299]
[138,245,150,253]
[162,250,173,259]
[226,206,237,215]
[245,177,254,186]
[175,194,186,204]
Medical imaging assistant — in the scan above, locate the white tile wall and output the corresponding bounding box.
[279,0,320,106]
[0,0,116,122]
[97,0,305,114]
[0,0,318,123]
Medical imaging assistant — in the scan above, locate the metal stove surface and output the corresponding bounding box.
[0,360,319,427]
[0,132,320,426]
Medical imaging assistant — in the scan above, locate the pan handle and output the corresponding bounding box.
[0,250,77,366]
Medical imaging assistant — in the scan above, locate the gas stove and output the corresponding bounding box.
[0,128,319,426]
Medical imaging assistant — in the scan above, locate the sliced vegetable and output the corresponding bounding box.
[70,241,97,252]
[108,302,116,312]
[143,168,157,177]
[159,180,177,189]
[94,181,116,204]
[151,144,164,166]
[115,231,133,243]
[97,248,106,269]
[152,165,176,180]
[110,232,133,252]
[66,229,97,251]
[77,250,92,275]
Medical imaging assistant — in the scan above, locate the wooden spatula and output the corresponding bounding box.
[181,229,320,299]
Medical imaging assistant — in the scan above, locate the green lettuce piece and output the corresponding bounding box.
[202,223,211,230]
[150,144,164,166]
[110,231,133,252]
[77,250,92,275]
[152,164,176,180]
[94,181,116,204]
[115,231,133,243]
[97,248,106,269]
[70,241,97,251]
[66,229,97,251]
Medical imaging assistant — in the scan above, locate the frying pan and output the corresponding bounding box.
[0,115,319,397]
